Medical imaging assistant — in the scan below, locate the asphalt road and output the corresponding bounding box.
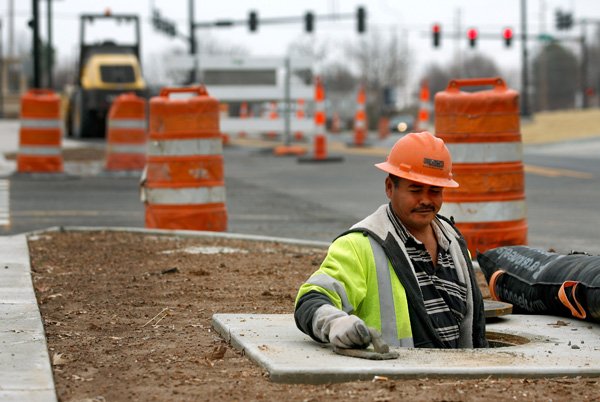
[1,122,600,254]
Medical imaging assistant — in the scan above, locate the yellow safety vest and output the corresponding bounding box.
[295,232,414,347]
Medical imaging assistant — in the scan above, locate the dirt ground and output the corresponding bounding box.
[27,230,600,402]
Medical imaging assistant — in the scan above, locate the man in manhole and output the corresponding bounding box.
[295,131,488,353]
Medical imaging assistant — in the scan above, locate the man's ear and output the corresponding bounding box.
[384,176,393,199]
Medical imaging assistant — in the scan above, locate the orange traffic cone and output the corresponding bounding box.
[331,111,341,133]
[264,102,279,140]
[293,99,306,142]
[378,116,390,140]
[273,97,307,156]
[298,77,343,163]
[238,101,249,138]
[349,85,371,147]
[415,79,432,132]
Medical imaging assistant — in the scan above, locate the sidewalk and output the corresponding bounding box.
[0,234,57,402]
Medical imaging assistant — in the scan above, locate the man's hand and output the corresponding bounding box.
[312,305,371,348]
[328,315,372,348]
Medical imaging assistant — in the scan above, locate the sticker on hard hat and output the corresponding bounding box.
[423,158,444,169]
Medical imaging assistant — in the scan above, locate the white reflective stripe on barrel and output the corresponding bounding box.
[20,118,63,129]
[108,119,147,130]
[148,138,222,157]
[143,186,226,205]
[439,200,527,223]
[18,146,61,155]
[107,144,147,154]
[445,142,523,163]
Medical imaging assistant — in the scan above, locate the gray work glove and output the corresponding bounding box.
[312,304,371,349]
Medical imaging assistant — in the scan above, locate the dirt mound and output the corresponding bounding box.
[29,230,599,401]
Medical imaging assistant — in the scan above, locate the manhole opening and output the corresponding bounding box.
[486,331,530,348]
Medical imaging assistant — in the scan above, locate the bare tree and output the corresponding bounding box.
[532,42,578,111]
[422,53,502,96]
[344,30,410,127]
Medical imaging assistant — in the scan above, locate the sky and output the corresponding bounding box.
[2,0,600,89]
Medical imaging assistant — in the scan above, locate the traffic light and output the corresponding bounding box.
[249,10,258,32]
[304,12,314,33]
[502,27,513,47]
[555,10,573,30]
[357,6,366,33]
[432,23,441,47]
[467,28,478,48]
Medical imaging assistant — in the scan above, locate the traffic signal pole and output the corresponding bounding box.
[189,0,197,83]
[520,0,530,117]
[32,0,41,88]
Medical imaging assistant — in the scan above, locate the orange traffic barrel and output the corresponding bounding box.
[17,89,63,173]
[105,93,147,171]
[435,77,527,256]
[142,85,227,231]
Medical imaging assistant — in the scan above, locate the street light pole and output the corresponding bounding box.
[580,21,588,109]
[0,18,4,118]
[189,0,197,83]
[46,0,53,89]
[32,0,41,88]
[520,0,530,117]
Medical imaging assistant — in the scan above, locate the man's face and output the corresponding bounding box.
[385,176,444,232]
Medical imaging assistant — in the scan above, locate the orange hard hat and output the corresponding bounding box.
[375,131,459,188]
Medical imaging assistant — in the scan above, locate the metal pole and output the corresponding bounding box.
[189,0,197,83]
[520,0,530,117]
[283,57,291,146]
[8,0,14,58]
[32,0,41,88]
[46,0,53,89]
[580,22,588,109]
[0,18,4,118]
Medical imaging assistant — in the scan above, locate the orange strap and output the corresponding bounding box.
[488,270,505,301]
[558,281,587,319]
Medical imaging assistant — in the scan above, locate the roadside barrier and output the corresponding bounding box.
[142,85,227,231]
[415,79,432,132]
[264,101,279,140]
[219,103,230,146]
[104,93,147,171]
[378,116,390,139]
[293,99,306,142]
[298,77,343,163]
[435,77,527,256]
[331,111,341,133]
[351,85,368,146]
[238,101,249,138]
[17,89,63,173]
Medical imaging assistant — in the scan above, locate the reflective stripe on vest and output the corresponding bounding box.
[142,186,226,205]
[20,118,63,129]
[369,237,414,348]
[440,200,527,222]
[306,274,354,314]
[106,144,147,154]
[148,138,222,157]
[445,142,523,163]
[18,146,61,155]
[108,119,147,130]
